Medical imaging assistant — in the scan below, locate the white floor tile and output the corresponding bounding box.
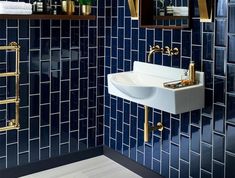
[21,156,142,178]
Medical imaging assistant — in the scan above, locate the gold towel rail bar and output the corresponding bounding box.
[0,42,20,132]
[0,98,19,105]
[0,72,19,77]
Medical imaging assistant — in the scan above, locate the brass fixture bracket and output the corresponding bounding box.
[128,0,139,19]
[198,0,213,22]
[0,42,20,132]
[144,106,163,142]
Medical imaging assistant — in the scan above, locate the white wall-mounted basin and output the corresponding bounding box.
[108,61,205,114]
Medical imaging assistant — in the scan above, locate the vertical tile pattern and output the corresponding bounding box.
[0,1,104,170]
[104,0,235,177]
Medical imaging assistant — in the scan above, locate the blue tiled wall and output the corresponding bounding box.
[0,1,104,170]
[104,0,235,178]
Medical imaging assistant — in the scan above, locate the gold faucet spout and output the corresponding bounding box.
[147,45,162,63]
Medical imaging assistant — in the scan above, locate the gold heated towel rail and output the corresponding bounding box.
[0,42,20,132]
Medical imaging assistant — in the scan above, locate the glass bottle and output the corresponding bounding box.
[166,0,174,16]
[53,1,58,15]
[44,0,51,14]
[36,0,44,13]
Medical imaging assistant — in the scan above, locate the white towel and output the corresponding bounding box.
[172,6,188,16]
[0,9,32,14]
[173,12,188,16]
[0,1,32,10]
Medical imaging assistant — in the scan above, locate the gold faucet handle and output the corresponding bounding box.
[150,45,161,50]
[164,46,170,51]
[163,46,171,55]
[172,47,179,55]
[153,45,160,50]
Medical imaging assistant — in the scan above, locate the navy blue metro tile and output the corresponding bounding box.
[201,143,212,172]
[226,153,235,178]
[226,124,235,154]
[227,94,235,124]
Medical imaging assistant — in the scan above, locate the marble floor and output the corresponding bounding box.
[21,155,141,178]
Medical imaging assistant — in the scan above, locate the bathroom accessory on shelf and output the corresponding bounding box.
[0,42,20,132]
[32,0,43,14]
[157,0,165,16]
[62,0,75,15]
[172,6,188,16]
[0,1,32,14]
[78,0,94,15]
[166,0,173,16]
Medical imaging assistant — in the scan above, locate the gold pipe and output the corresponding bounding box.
[144,106,149,142]
[144,106,164,142]
[0,42,20,132]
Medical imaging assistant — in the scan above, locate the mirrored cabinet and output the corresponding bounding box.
[140,0,191,29]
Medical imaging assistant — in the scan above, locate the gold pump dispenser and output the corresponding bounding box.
[189,61,196,84]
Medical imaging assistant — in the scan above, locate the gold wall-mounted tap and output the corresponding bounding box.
[147,45,179,63]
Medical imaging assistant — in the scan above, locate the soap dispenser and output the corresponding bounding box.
[188,61,195,84]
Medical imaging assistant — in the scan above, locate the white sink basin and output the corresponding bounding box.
[108,61,205,114]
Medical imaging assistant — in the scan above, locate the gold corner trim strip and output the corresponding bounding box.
[198,0,213,22]
[128,0,138,18]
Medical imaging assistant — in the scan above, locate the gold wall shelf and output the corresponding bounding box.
[0,42,20,132]
[198,0,213,22]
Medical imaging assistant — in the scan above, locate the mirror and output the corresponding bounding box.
[140,0,191,29]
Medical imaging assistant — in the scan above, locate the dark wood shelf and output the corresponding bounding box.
[141,25,189,29]
[0,14,96,20]
[154,16,189,20]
